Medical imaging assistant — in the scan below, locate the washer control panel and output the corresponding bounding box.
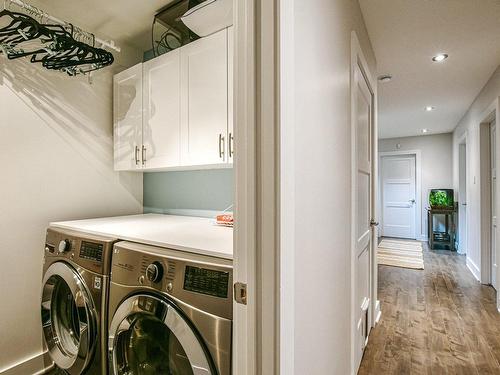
[45,228,116,275]
[79,241,104,262]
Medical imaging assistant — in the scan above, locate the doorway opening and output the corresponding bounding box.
[480,117,498,288]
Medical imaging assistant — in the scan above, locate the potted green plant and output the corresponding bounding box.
[429,189,454,209]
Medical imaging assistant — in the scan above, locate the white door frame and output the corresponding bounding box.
[379,150,422,240]
[279,0,295,373]
[457,132,468,255]
[233,0,279,374]
[478,98,500,294]
[350,31,378,375]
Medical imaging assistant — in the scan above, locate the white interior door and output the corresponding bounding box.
[381,155,416,239]
[491,121,497,289]
[353,63,373,371]
[458,142,467,254]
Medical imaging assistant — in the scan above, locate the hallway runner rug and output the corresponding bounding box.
[377,239,424,270]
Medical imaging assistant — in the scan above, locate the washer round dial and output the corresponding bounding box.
[58,239,71,253]
[145,262,164,283]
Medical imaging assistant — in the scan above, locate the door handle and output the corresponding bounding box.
[409,199,416,204]
[370,219,379,227]
[462,203,467,206]
[142,145,146,166]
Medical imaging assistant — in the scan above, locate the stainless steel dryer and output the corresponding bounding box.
[42,228,117,374]
[108,241,233,375]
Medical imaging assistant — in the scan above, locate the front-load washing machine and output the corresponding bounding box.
[108,241,233,375]
[42,228,117,374]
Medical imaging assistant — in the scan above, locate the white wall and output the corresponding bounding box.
[379,133,454,240]
[283,1,376,374]
[0,57,143,373]
[452,65,500,282]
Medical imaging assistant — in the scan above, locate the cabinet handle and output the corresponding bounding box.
[229,132,234,158]
[142,145,146,166]
[219,134,225,160]
[135,146,140,165]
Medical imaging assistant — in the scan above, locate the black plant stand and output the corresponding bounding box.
[427,207,457,251]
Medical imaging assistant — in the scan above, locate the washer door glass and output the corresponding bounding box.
[41,262,96,373]
[51,275,81,355]
[110,294,214,375]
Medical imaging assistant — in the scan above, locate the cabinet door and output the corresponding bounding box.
[181,29,228,166]
[143,49,181,169]
[227,26,234,164]
[113,63,143,171]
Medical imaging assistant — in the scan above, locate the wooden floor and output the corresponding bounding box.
[358,243,500,375]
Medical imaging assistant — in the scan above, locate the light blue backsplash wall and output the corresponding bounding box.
[143,169,234,218]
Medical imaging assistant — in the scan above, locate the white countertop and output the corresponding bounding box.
[50,214,233,260]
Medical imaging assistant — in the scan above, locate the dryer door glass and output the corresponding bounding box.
[110,294,214,375]
[41,262,96,373]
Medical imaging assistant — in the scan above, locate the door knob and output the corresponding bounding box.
[409,199,416,204]
[370,219,379,227]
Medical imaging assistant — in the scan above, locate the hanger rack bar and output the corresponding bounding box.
[7,0,121,52]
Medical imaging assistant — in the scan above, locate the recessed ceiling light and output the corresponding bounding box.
[425,106,435,112]
[422,128,429,134]
[378,74,393,83]
[432,53,448,62]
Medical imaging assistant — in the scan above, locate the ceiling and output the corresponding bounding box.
[359,0,500,139]
[22,0,177,52]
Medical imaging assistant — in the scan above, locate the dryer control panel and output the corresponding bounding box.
[111,241,233,320]
[183,265,230,299]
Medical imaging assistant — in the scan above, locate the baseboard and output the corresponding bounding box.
[466,257,481,282]
[0,352,52,375]
[375,300,382,324]
[417,235,428,242]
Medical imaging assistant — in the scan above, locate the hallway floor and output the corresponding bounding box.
[358,244,500,375]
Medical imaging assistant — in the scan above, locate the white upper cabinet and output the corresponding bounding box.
[113,28,233,172]
[113,63,143,171]
[143,50,181,169]
[180,29,228,166]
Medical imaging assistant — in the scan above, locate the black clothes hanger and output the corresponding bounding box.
[31,25,113,75]
[28,23,113,75]
[0,10,41,56]
[0,7,114,75]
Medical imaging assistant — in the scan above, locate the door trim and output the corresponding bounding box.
[233,0,280,374]
[479,98,499,289]
[378,150,422,240]
[350,31,378,375]
[457,132,468,255]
